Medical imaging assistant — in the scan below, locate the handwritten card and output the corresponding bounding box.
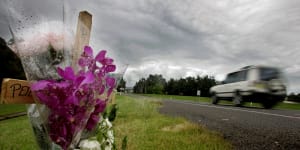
[1,78,35,104]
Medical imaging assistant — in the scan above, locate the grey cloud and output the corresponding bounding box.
[0,0,300,93]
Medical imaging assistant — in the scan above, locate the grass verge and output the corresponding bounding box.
[114,95,232,150]
[0,95,232,150]
[141,94,300,110]
[0,104,26,116]
[0,116,38,149]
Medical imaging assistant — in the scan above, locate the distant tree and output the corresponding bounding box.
[185,76,197,96]
[287,93,300,103]
[176,78,186,95]
[165,78,177,95]
[133,75,166,94]
[133,78,146,93]
[117,78,126,92]
[134,74,217,97]
[196,75,217,97]
[145,74,166,94]
[0,37,26,92]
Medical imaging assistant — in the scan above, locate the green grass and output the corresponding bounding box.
[140,94,300,110]
[0,103,36,149]
[0,104,26,116]
[141,94,231,105]
[0,116,38,149]
[274,102,300,110]
[114,95,232,150]
[0,95,232,150]
[143,94,211,102]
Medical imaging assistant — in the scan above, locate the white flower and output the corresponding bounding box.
[107,130,114,143]
[79,139,101,150]
[104,144,112,150]
[105,118,112,129]
[95,117,115,150]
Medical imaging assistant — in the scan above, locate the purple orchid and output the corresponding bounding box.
[86,99,106,130]
[31,46,116,150]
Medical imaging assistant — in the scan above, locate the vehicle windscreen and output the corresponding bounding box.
[259,67,280,81]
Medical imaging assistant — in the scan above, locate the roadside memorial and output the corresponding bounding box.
[1,1,123,149]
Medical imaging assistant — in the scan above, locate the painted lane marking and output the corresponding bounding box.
[169,100,300,120]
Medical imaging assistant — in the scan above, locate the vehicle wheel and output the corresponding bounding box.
[233,92,243,107]
[211,93,219,104]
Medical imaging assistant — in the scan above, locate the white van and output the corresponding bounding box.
[209,65,287,108]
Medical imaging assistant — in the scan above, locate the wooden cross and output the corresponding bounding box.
[0,11,92,104]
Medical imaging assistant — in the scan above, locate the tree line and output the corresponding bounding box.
[133,74,217,97]
[0,37,26,93]
[287,93,300,103]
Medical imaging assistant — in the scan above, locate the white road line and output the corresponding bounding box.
[171,100,300,120]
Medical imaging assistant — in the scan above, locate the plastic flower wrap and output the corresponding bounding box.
[8,20,76,149]
[79,113,115,150]
[30,46,116,149]
[5,1,119,149]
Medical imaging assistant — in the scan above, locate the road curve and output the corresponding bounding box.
[159,100,300,150]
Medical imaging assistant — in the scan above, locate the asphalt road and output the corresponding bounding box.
[159,100,300,150]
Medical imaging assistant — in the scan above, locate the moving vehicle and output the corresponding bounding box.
[209,65,287,108]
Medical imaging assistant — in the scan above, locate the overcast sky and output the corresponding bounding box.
[0,0,300,93]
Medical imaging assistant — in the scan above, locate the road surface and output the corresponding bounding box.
[159,100,300,150]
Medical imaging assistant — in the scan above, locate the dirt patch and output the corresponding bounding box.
[150,100,163,106]
[161,122,193,132]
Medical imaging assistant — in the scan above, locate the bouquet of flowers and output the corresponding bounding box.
[30,46,116,149]
[6,1,121,149]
